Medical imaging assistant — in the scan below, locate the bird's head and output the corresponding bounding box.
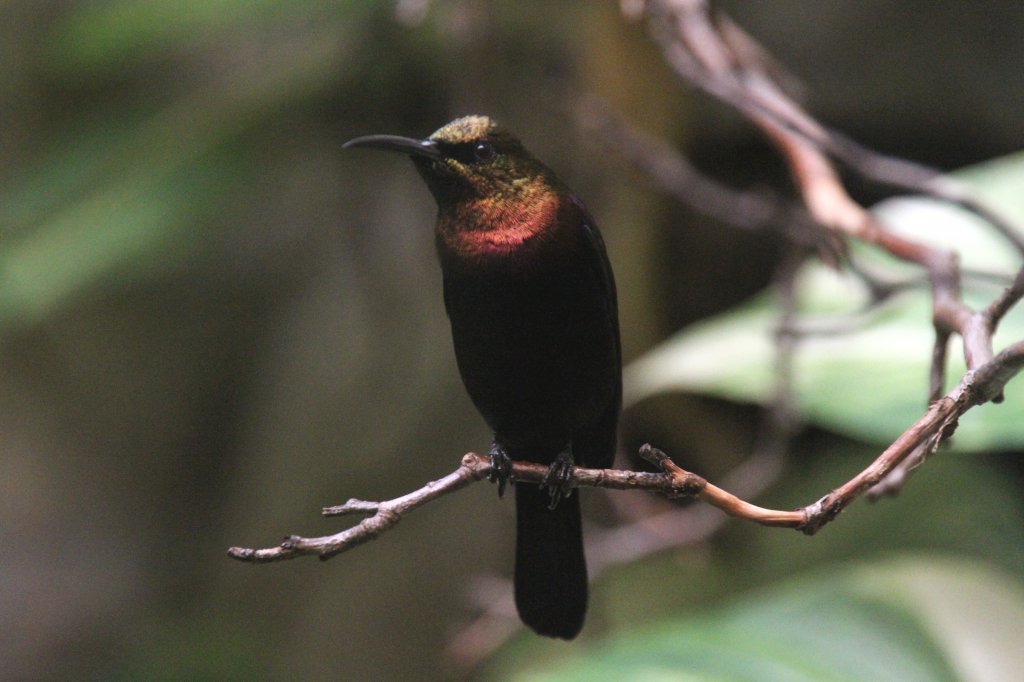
[344,115,557,210]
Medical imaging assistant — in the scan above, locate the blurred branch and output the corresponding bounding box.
[575,95,840,261]
[639,0,1024,252]
[642,0,1002,389]
[625,0,1024,496]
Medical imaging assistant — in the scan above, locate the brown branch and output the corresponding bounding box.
[229,336,1024,562]
[644,1,1024,255]
[228,450,795,566]
[575,94,842,262]
[228,454,710,564]
[227,448,804,568]
[986,266,1024,327]
[448,437,790,666]
[639,0,1024,490]
[228,458,487,563]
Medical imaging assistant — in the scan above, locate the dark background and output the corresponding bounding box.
[2,1,1022,679]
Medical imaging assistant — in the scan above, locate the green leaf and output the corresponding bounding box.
[512,556,1024,682]
[0,11,347,329]
[625,152,1024,450]
[50,0,294,73]
[0,152,245,325]
[853,556,1024,682]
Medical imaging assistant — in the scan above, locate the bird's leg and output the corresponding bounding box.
[488,440,513,498]
[541,445,575,510]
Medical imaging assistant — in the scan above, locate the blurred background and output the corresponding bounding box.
[2,1,1023,679]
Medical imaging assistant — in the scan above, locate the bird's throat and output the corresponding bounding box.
[438,193,560,260]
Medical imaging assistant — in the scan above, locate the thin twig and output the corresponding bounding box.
[229,458,486,562]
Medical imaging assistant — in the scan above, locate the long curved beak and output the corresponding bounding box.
[342,134,442,160]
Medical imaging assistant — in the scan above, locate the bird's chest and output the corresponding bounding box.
[439,211,598,362]
[436,196,589,355]
[440,240,612,431]
[446,259,585,351]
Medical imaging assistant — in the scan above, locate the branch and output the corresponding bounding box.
[228,457,486,562]
[228,453,709,564]
[645,0,1017,358]
[636,0,1024,496]
[229,336,1024,562]
[574,94,837,257]
[227,451,795,566]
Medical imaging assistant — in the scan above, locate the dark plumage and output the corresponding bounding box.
[345,116,621,639]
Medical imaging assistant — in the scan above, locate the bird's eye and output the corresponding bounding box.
[473,141,496,163]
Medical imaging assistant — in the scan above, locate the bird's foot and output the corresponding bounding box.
[541,449,575,510]
[488,442,513,498]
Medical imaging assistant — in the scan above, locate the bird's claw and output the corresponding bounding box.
[541,450,575,510]
[488,442,513,497]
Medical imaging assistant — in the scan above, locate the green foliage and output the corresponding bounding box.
[515,556,1024,682]
[0,1,361,327]
[625,153,1024,450]
[0,145,248,324]
[48,0,354,74]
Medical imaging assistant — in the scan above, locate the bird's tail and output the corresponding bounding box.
[514,484,588,639]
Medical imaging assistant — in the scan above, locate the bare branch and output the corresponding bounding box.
[228,454,712,564]
[228,455,487,563]
[808,340,1024,528]
[637,0,1024,491]
[986,266,1024,326]
[230,333,1024,561]
[575,94,841,260]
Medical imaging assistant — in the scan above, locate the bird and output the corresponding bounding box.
[344,115,621,639]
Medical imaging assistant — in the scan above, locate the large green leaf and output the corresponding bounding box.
[513,556,1024,682]
[0,11,349,328]
[48,0,322,73]
[625,152,1024,450]
[0,151,245,325]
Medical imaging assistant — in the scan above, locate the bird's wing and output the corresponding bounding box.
[566,194,622,469]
